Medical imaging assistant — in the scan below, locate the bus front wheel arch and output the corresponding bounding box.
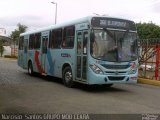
[62,66,74,88]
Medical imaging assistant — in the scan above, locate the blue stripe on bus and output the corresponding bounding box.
[47,49,55,75]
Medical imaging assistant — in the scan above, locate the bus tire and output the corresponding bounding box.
[28,62,34,76]
[63,66,74,87]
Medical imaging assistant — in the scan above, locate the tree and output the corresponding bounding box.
[136,22,160,39]
[137,22,160,66]
[10,23,28,45]
[10,23,27,56]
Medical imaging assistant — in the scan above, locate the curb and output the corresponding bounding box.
[0,57,17,61]
[138,78,160,87]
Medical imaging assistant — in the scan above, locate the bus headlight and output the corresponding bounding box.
[129,62,137,74]
[129,69,137,74]
[89,64,103,74]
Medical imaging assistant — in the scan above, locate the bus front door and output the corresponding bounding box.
[76,31,88,82]
[41,34,49,74]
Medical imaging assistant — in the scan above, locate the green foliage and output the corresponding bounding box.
[136,22,160,39]
[10,23,28,45]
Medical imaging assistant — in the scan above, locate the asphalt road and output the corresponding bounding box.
[0,58,160,114]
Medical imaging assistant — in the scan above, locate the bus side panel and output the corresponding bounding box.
[18,50,24,68]
[46,49,76,79]
[32,49,43,73]
[45,49,59,77]
[28,50,37,72]
[23,39,28,69]
[28,49,49,74]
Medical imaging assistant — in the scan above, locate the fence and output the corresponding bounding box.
[139,38,160,80]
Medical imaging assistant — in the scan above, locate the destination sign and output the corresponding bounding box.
[100,20,127,27]
[91,17,136,31]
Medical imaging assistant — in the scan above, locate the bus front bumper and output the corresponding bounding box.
[88,70,138,85]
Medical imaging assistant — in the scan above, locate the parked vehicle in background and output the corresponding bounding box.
[139,64,155,71]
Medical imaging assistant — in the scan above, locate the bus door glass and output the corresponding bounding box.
[41,32,49,73]
[76,31,88,81]
[23,39,28,68]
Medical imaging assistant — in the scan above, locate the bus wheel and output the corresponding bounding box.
[28,62,34,76]
[63,66,74,87]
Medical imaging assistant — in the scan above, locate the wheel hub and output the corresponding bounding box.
[65,71,72,83]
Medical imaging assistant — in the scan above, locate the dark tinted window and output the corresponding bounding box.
[19,36,24,50]
[29,34,34,49]
[34,33,41,49]
[62,26,75,48]
[49,29,62,49]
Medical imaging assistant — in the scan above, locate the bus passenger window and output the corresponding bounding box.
[49,29,62,49]
[42,38,48,53]
[19,37,24,50]
[55,29,62,48]
[29,34,34,50]
[62,26,75,49]
[34,33,41,49]
[62,39,66,47]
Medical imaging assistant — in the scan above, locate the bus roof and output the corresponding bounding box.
[20,16,135,36]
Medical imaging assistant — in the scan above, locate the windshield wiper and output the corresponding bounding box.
[122,29,129,40]
[103,28,115,40]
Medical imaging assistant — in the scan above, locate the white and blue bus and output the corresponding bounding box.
[18,16,138,87]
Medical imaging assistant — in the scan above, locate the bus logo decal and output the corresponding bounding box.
[47,49,55,75]
[61,53,71,58]
[34,51,44,73]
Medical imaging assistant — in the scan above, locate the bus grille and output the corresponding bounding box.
[101,64,129,69]
[105,71,127,74]
[108,76,125,81]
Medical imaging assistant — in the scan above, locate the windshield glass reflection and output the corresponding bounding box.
[90,29,138,62]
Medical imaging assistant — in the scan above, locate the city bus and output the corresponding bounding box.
[18,16,138,87]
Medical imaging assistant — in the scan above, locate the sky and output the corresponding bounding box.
[0,0,160,36]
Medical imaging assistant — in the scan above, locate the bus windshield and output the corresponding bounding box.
[90,29,138,62]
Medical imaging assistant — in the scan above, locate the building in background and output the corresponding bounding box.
[0,28,14,56]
